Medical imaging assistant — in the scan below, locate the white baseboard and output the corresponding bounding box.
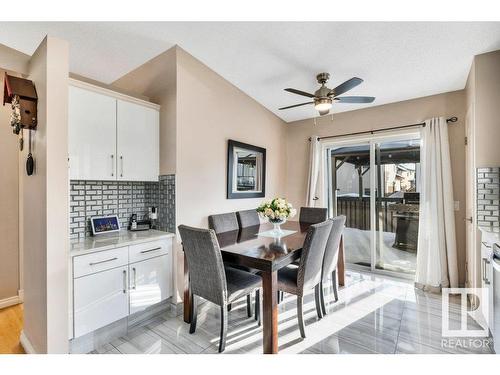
[0,295,20,309]
[18,289,24,302]
[20,331,37,354]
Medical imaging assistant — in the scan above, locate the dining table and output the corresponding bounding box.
[182,220,345,354]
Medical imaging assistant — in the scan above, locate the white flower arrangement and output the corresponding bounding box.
[256,198,297,223]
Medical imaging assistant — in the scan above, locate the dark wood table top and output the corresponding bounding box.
[216,221,311,273]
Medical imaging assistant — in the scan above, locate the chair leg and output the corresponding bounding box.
[255,289,261,325]
[189,294,197,334]
[227,303,232,311]
[297,295,306,338]
[277,291,281,304]
[314,284,323,319]
[219,305,228,353]
[246,294,253,317]
[281,291,284,302]
[319,280,327,316]
[332,270,339,302]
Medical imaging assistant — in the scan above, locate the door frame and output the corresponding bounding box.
[321,128,421,279]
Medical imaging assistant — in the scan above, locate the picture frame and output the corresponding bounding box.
[227,139,266,199]
[90,215,121,235]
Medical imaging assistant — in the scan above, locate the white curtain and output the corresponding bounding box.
[415,117,459,290]
[306,136,320,207]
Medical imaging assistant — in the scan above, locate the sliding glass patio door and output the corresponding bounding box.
[326,132,421,277]
[328,141,372,269]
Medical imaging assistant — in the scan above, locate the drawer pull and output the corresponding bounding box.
[140,247,162,254]
[482,241,492,248]
[89,257,118,266]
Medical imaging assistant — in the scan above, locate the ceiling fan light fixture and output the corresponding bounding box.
[314,98,332,113]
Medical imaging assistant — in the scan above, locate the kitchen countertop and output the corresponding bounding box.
[70,229,175,257]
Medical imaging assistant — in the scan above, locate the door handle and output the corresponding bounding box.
[120,155,124,177]
[464,217,473,223]
[111,154,115,177]
[122,269,127,294]
[132,267,137,290]
[485,259,491,285]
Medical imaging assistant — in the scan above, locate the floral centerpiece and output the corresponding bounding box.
[256,198,297,234]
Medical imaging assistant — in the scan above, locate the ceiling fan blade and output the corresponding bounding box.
[284,88,316,98]
[279,101,314,110]
[335,96,375,104]
[331,77,363,97]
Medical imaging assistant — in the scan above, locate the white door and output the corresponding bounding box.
[129,255,170,315]
[116,100,159,181]
[73,266,129,337]
[68,86,117,180]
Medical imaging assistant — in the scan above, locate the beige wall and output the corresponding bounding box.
[0,70,20,302]
[472,50,500,167]
[22,36,69,353]
[286,90,467,285]
[113,46,288,301]
[0,43,30,76]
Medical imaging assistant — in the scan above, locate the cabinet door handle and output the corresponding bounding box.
[482,258,486,282]
[482,241,492,248]
[89,257,118,266]
[122,269,127,294]
[111,154,115,177]
[132,267,137,290]
[120,155,124,177]
[485,259,491,285]
[140,247,162,254]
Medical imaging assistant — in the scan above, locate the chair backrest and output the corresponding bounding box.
[299,207,328,224]
[322,215,346,280]
[178,225,227,306]
[297,220,333,291]
[236,209,260,228]
[208,212,239,234]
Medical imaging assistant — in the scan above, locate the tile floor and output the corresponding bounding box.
[90,271,495,354]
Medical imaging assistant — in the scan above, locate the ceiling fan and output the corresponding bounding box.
[279,73,375,116]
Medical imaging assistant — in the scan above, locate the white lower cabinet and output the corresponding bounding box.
[74,266,129,338]
[129,255,170,315]
[72,238,172,339]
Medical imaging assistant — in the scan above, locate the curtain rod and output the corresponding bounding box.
[310,116,458,142]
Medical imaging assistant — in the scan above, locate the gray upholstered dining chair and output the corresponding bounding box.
[208,212,239,233]
[236,209,260,228]
[209,211,258,315]
[319,215,346,315]
[178,225,262,353]
[299,207,328,224]
[277,219,333,338]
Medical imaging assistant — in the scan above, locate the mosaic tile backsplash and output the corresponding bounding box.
[477,167,500,230]
[70,175,175,239]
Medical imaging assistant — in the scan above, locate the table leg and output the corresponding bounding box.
[262,270,278,354]
[183,253,191,323]
[337,234,345,287]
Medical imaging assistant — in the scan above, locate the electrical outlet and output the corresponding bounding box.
[454,201,460,211]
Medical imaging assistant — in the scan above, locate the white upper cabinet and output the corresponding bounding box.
[68,80,160,182]
[69,85,117,181]
[117,100,159,182]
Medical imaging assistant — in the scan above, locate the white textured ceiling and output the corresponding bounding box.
[1,22,500,122]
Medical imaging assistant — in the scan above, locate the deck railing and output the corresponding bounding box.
[336,196,403,233]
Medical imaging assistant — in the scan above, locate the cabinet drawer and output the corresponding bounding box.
[73,247,128,278]
[129,239,170,263]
